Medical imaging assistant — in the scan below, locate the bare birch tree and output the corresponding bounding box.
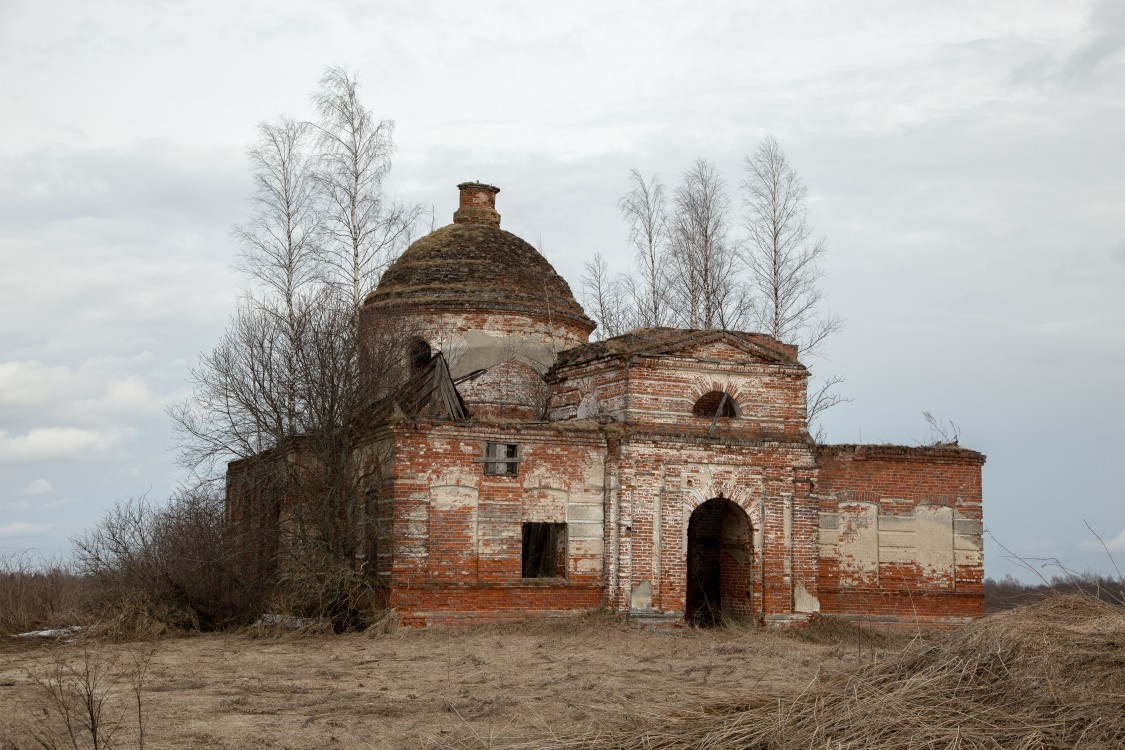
[232,117,322,434]
[312,66,424,314]
[169,289,412,625]
[280,292,394,622]
[170,290,409,471]
[581,253,632,340]
[668,159,745,330]
[742,136,846,433]
[742,136,840,356]
[618,170,670,328]
[167,68,434,625]
[171,295,301,472]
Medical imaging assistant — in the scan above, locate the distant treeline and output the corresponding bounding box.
[984,573,1125,611]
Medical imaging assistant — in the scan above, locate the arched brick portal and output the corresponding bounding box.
[686,497,754,625]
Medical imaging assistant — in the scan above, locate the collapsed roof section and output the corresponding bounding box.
[370,352,469,423]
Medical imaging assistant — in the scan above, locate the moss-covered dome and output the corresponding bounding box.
[363,185,593,331]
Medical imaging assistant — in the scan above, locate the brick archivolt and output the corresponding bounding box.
[678,483,761,516]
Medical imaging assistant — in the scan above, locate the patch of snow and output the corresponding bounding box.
[255,614,321,629]
[13,625,83,639]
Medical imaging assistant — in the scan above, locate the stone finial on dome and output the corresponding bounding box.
[453,182,501,227]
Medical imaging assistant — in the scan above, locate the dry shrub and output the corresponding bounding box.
[3,643,155,750]
[70,482,382,635]
[77,592,179,642]
[0,553,91,637]
[510,595,1125,750]
[363,608,398,636]
[269,551,380,632]
[71,488,245,635]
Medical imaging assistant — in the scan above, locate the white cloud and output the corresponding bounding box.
[1079,527,1125,554]
[1058,0,1125,84]
[0,361,73,409]
[77,376,166,418]
[21,478,54,495]
[0,359,180,427]
[0,427,116,465]
[0,521,54,539]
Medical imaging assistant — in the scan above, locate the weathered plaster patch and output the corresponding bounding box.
[630,580,653,610]
[837,501,878,585]
[915,504,955,582]
[430,485,478,510]
[794,581,820,613]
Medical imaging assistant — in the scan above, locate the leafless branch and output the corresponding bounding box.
[741,135,841,359]
[618,170,670,328]
[311,66,425,313]
[667,159,745,330]
[1082,520,1124,583]
[807,374,850,443]
[581,253,632,340]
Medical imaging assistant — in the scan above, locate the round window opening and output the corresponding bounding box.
[692,391,739,418]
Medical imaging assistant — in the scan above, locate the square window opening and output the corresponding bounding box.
[483,442,520,476]
[522,522,567,578]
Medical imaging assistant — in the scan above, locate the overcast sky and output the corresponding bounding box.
[1,0,1123,582]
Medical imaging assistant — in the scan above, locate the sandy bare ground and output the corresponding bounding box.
[0,615,893,749]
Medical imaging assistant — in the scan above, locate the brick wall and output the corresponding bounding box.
[455,359,551,421]
[225,452,284,594]
[816,445,986,625]
[362,308,591,379]
[542,332,821,625]
[611,435,820,625]
[548,337,809,442]
[374,421,608,626]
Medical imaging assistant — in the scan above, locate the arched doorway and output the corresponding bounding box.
[686,497,753,625]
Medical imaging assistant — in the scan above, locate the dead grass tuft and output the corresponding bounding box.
[499,595,1125,749]
[784,614,900,649]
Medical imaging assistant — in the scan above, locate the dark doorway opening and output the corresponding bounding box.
[686,497,753,626]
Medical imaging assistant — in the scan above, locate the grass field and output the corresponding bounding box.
[3,596,1122,749]
[0,613,890,749]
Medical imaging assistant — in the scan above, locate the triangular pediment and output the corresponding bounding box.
[654,330,797,365]
[550,328,800,373]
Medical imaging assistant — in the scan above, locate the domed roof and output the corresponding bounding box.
[363,184,593,331]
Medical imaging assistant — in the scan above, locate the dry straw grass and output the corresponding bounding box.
[0,553,90,637]
[509,596,1125,750]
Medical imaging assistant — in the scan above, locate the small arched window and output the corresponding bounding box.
[409,338,432,373]
[692,391,739,418]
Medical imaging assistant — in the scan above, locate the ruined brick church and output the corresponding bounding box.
[228,182,986,627]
